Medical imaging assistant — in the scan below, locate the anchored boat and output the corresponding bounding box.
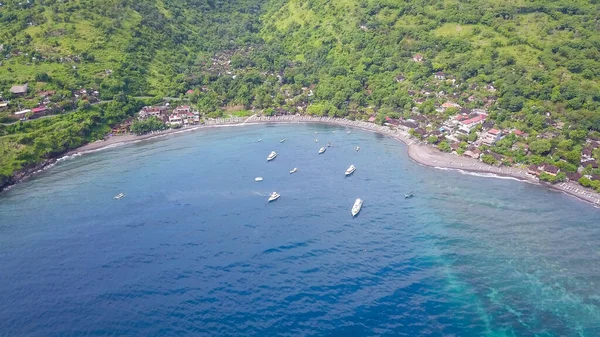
[318,147,326,154]
[351,198,363,217]
[268,192,280,202]
[405,191,414,199]
[113,193,125,200]
[345,164,356,176]
[267,151,277,161]
[255,177,263,182]
[289,168,298,174]
[280,138,286,143]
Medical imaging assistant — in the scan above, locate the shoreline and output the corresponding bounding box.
[4,114,600,208]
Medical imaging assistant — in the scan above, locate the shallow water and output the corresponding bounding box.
[1,124,599,336]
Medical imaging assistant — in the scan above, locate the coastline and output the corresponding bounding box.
[4,114,600,207]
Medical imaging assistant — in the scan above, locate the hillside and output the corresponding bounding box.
[2,0,600,190]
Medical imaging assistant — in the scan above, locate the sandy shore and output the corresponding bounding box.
[12,114,600,207]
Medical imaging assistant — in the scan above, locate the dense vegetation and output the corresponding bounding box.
[2,0,600,189]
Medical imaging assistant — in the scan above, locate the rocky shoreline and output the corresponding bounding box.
[2,114,599,208]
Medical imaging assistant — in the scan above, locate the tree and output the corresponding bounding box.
[438,141,451,152]
[481,154,497,165]
[529,139,552,155]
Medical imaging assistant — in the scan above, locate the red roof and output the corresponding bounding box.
[368,116,376,122]
[186,89,194,94]
[488,128,500,135]
[514,129,524,135]
[32,107,47,113]
[461,114,487,125]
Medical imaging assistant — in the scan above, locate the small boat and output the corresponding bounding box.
[255,177,263,182]
[289,168,298,174]
[113,193,125,200]
[326,142,331,148]
[268,192,280,202]
[315,138,318,142]
[355,146,361,152]
[318,147,326,154]
[267,151,277,161]
[345,164,356,176]
[347,131,351,134]
[258,139,262,142]
[405,192,414,199]
[280,138,286,143]
[351,198,363,217]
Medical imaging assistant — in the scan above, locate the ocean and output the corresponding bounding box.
[1,124,599,336]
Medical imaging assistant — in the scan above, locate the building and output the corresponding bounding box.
[541,165,560,176]
[173,105,191,114]
[138,106,168,120]
[412,54,424,62]
[0,101,8,111]
[463,150,480,159]
[434,72,446,80]
[481,128,502,146]
[168,114,183,126]
[10,83,28,96]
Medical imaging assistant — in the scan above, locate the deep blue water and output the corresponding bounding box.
[1,124,600,336]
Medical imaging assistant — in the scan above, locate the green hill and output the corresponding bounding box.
[2,0,600,189]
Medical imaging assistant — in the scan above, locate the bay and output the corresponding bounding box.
[1,124,599,336]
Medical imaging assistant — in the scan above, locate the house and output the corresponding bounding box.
[173,105,191,114]
[581,159,599,168]
[541,165,560,176]
[0,101,8,111]
[413,128,427,138]
[10,83,28,96]
[513,129,528,138]
[459,113,487,133]
[434,71,446,80]
[566,172,582,182]
[395,74,405,82]
[528,165,539,176]
[13,109,31,117]
[486,84,497,92]
[168,114,183,126]
[463,150,480,159]
[384,116,400,126]
[412,54,424,62]
[481,128,502,146]
[186,89,194,95]
[442,101,460,109]
[31,106,47,115]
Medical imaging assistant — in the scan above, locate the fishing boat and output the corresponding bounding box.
[289,168,298,174]
[255,177,263,182]
[268,192,280,202]
[267,151,277,161]
[345,164,356,176]
[405,192,414,199]
[318,147,326,154]
[280,138,286,143]
[351,198,363,217]
[113,193,125,200]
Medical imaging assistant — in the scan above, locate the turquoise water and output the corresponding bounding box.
[1,124,599,336]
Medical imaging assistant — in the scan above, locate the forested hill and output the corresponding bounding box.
[2,0,600,189]
[0,0,265,98]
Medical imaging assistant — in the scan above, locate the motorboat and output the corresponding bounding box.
[268,192,280,202]
[280,138,286,143]
[267,151,277,161]
[355,146,361,152]
[318,147,326,154]
[113,193,125,200]
[351,198,363,217]
[405,192,414,199]
[255,177,263,182]
[315,138,318,142]
[289,168,298,174]
[347,131,351,134]
[326,142,331,148]
[345,164,356,176]
[258,139,262,142]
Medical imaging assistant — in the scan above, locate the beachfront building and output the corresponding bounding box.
[138,106,168,120]
[481,128,502,146]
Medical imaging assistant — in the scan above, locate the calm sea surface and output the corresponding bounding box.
[1,124,599,336]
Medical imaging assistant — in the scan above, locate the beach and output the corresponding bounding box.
[12,114,600,207]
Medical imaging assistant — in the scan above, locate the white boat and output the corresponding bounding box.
[113,193,125,200]
[255,177,263,182]
[318,147,326,154]
[405,192,414,199]
[315,138,318,142]
[258,139,262,142]
[355,146,361,152]
[351,198,363,217]
[326,142,331,148]
[347,131,351,134]
[345,164,356,176]
[267,151,277,161]
[280,138,286,143]
[268,192,280,202]
[289,168,298,174]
